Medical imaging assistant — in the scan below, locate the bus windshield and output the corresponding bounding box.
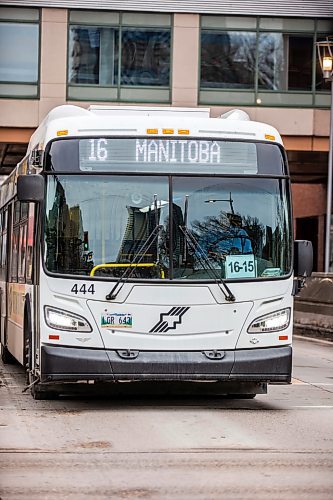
[44,175,292,280]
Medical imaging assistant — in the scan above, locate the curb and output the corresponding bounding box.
[293,324,333,342]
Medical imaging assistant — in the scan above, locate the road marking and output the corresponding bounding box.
[292,379,333,386]
[293,335,333,346]
[291,378,308,385]
[292,405,333,409]
[307,383,333,386]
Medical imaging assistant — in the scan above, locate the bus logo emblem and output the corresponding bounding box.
[150,306,190,333]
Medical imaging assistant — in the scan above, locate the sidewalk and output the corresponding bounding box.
[294,273,333,341]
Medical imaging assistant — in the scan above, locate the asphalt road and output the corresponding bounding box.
[0,336,332,500]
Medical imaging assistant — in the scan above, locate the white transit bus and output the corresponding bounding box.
[0,105,312,399]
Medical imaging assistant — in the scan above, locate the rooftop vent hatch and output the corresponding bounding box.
[219,109,250,121]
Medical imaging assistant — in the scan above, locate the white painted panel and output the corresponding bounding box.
[87,299,254,350]
[7,320,24,364]
[127,285,216,305]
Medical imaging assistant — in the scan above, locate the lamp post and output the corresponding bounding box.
[316,38,333,273]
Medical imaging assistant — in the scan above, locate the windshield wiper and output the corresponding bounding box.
[106,195,163,301]
[179,225,235,302]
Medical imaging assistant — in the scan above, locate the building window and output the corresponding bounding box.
[200,16,333,107]
[120,29,170,86]
[68,11,171,103]
[201,32,256,89]
[0,7,40,98]
[316,35,332,93]
[258,34,313,91]
[69,27,118,85]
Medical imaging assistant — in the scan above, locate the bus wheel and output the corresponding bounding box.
[1,344,16,364]
[30,381,59,400]
[28,372,59,400]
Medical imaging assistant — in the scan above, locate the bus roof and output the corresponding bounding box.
[28,105,283,154]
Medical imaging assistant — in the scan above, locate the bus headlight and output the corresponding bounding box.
[44,306,92,332]
[247,308,291,333]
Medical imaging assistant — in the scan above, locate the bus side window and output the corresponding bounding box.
[0,210,8,282]
[26,204,34,283]
[11,226,19,283]
[10,201,22,283]
[14,200,20,225]
[18,224,27,283]
[18,203,29,284]
[21,202,29,221]
[0,212,2,275]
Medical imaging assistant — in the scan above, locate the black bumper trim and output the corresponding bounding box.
[40,345,114,382]
[40,345,292,384]
[231,346,292,383]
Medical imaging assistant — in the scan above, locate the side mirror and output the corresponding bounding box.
[17,175,44,203]
[294,240,313,278]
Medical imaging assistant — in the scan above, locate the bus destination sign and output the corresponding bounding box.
[79,138,258,173]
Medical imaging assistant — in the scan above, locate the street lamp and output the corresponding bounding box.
[316,37,333,273]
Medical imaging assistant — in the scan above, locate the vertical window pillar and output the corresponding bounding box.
[172,14,200,107]
[39,8,67,121]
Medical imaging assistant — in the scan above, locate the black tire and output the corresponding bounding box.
[31,386,59,400]
[30,376,59,400]
[1,344,16,364]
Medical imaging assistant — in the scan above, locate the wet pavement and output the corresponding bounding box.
[0,336,332,499]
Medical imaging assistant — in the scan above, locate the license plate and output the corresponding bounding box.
[101,313,133,329]
[225,254,256,279]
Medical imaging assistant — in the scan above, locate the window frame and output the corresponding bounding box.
[9,200,33,284]
[67,10,172,103]
[199,15,332,108]
[41,169,293,283]
[0,7,41,99]
[25,204,35,284]
[18,222,28,283]
[0,208,8,282]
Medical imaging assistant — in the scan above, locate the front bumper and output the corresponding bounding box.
[40,345,292,384]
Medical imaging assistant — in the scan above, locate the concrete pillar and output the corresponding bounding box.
[39,8,67,122]
[172,14,199,107]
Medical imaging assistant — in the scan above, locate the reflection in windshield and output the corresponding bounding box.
[173,177,291,279]
[45,176,169,277]
[44,175,291,280]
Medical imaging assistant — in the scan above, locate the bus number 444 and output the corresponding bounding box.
[71,284,95,295]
